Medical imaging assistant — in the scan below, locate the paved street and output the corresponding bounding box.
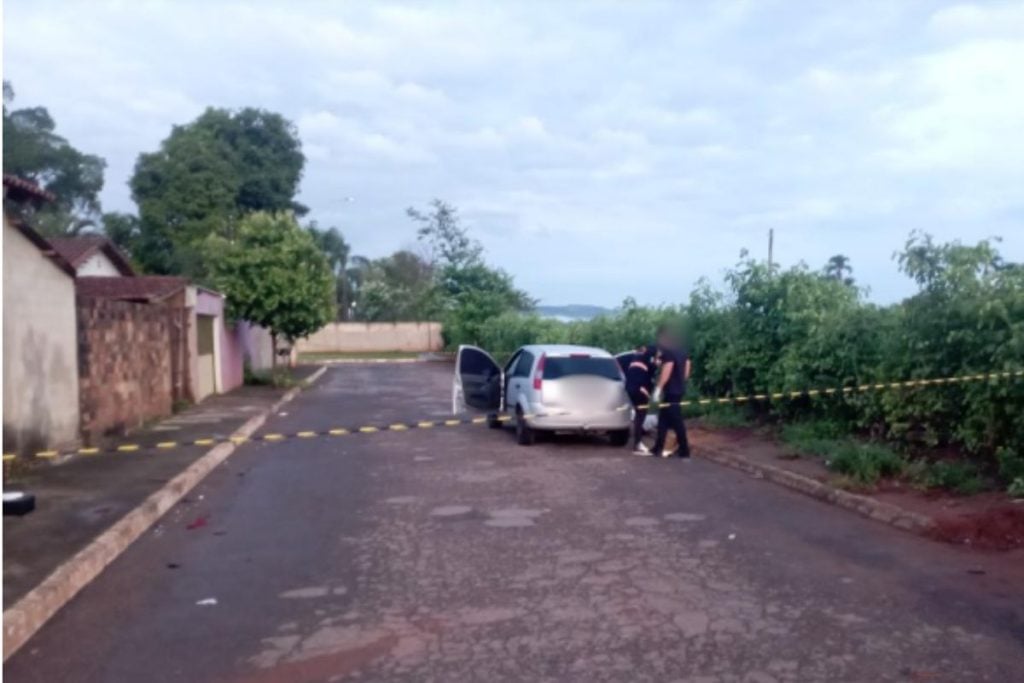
[5,364,1023,682]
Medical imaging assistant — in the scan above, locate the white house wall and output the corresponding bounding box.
[2,220,81,453]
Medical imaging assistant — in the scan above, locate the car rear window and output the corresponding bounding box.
[543,356,621,381]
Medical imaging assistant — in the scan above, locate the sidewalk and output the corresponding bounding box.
[3,369,316,607]
[690,423,1024,553]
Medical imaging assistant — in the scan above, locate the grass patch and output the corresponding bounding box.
[245,368,299,388]
[826,442,905,485]
[699,406,750,429]
[779,419,847,457]
[298,351,422,362]
[910,459,986,496]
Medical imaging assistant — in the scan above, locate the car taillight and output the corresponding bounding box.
[533,353,546,390]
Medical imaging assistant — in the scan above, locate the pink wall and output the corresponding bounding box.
[220,320,245,392]
[195,288,224,316]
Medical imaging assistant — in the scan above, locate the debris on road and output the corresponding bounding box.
[196,598,218,606]
[186,515,209,530]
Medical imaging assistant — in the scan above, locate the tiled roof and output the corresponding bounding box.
[76,276,189,302]
[5,218,76,277]
[49,235,136,275]
[3,174,56,202]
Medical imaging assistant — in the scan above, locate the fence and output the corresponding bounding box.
[295,322,443,354]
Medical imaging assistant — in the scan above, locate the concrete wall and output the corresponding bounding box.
[220,321,245,392]
[191,288,225,400]
[2,221,81,454]
[76,252,121,277]
[226,320,274,376]
[76,297,174,443]
[295,322,444,354]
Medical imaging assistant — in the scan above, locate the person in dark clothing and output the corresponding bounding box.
[624,343,656,454]
[651,327,692,459]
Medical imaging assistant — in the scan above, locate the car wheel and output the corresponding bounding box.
[3,491,36,516]
[609,430,630,447]
[515,408,535,446]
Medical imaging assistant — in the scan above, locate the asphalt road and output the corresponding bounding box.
[5,364,1023,682]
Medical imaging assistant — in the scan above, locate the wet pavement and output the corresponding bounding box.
[5,364,1023,682]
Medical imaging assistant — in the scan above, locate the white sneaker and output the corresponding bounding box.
[633,444,652,456]
[658,450,674,459]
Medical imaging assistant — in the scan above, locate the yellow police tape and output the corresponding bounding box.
[2,369,1020,462]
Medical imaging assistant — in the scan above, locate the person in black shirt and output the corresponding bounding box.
[651,326,692,459]
[624,343,656,454]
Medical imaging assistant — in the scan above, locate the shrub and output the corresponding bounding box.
[916,460,986,495]
[826,443,905,485]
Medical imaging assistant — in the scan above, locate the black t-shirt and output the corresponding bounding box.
[624,354,654,394]
[658,346,688,398]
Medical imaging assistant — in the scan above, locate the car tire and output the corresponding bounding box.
[515,408,535,446]
[487,413,503,429]
[3,491,36,516]
[609,430,630,447]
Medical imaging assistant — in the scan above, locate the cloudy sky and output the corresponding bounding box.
[5,1,1022,307]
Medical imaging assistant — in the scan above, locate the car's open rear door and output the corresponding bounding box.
[452,345,503,414]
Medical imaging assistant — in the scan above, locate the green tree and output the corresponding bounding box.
[408,199,482,270]
[357,250,440,321]
[2,81,106,235]
[824,254,855,286]
[307,223,363,320]
[209,212,335,361]
[125,107,305,277]
[408,199,533,346]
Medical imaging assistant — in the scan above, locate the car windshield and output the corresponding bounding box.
[543,356,621,381]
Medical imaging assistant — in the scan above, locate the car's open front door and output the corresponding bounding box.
[452,345,503,414]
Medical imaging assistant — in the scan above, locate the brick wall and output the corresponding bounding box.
[77,297,174,442]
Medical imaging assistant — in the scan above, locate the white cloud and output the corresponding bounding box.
[4,0,1022,306]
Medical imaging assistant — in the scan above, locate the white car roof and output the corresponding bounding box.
[519,344,613,358]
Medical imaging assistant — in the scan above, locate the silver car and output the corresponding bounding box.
[452,344,632,446]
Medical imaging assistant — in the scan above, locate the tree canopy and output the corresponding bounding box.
[2,81,106,235]
[408,199,533,344]
[123,107,305,277]
[209,212,335,347]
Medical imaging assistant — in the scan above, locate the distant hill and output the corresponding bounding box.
[536,304,613,321]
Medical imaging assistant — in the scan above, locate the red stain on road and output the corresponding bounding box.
[186,515,209,530]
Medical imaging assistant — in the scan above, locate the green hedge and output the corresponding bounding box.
[450,235,1024,485]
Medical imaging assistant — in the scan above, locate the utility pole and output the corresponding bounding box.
[768,228,774,273]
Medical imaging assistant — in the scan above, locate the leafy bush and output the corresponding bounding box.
[447,233,1022,490]
[780,420,847,457]
[996,448,1024,483]
[915,460,986,495]
[826,443,905,485]
[700,406,751,429]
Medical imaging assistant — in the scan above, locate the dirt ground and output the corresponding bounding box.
[690,423,1024,552]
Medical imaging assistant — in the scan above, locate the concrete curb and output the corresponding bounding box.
[2,366,327,661]
[696,443,934,535]
[312,358,423,365]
